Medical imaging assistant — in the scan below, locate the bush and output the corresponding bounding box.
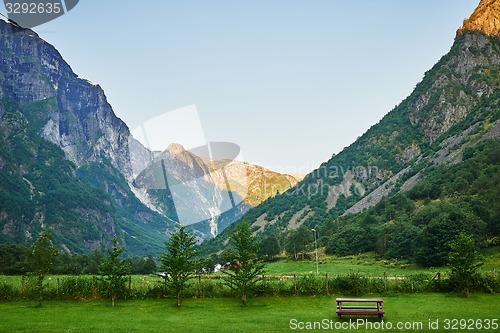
[438,272,500,294]
[256,277,294,297]
[186,277,231,298]
[332,273,371,295]
[58,276,107,300]
[475,273,500,293]
[296,274,325,295]
[1,270,497,300]
[0,282,17,301]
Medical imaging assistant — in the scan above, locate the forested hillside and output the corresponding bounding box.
[0,19,174,255]
[201,18,500,266]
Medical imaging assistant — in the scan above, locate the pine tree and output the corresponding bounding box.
[159,225,198,307]
[29,231,58,305]
[448,232,483,296]
[100,237,129,306]
[223,221,266,306]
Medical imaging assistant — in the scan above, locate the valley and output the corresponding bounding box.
[0,0,498,270]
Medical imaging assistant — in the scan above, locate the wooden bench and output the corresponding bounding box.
[336,298,384,320]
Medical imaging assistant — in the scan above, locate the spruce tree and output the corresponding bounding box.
[223,221,266,306]
[159,225,198,306]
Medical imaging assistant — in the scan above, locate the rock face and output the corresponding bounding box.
[201,3,500,252]
[458,0,500,37]
[134,144,300,239]
[407,32,500,143]
[0,22,133,178]
[0,19,301,252]
[0,20,172,255]
[241,163,300,206]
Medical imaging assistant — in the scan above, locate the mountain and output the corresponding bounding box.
[133,143,301,240]
[1,1,498,261]
[0,18,300,255]
[201,0,500,264]
[457,0,500,36]
[0,19,174,256]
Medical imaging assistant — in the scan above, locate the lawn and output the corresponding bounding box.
[266,254,441,277]
[1,294,499,332]
[266,250,500,277]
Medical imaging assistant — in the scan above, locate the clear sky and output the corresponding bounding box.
[9,0,479,174]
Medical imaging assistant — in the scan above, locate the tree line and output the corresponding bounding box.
[1,221,267,307]
[0,242,157,276]
[206,139,499,268]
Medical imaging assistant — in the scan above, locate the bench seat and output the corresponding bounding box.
[336,298,384,320]
[337,305,378,310]
[336,309,384,317]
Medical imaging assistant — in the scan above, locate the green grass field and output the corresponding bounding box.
[266,256,435,276]
[266,250,500,277]
[0,253,445,292]
[1,294,499,332]
[1,250,499,332]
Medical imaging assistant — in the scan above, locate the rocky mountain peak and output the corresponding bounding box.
[457,0,500,36]
[166,143,186,155]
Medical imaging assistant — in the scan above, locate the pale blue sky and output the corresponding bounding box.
[12,1,478,173]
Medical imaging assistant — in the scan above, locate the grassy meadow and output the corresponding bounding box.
[266,254,439,276]
[1,294,499,332]
[1,251,499,332]
[266,249,500,276]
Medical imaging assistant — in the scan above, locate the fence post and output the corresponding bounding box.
[410,275,414,292]
[325,273,330,295]
[383,272,387,292]
[198,275,202,298]
[57,278,60,296]
[294,274,297,296]
[21,275,25,294]
[437,272,441,281]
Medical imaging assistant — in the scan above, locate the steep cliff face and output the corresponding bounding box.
[408,32,500,144]
[240,163,300,206]
[201,1,500,254]
[0,18,302,251]
[457,0,500,37]
[0,21,133,177]
[134,143,300,239]
[0,20,171,255]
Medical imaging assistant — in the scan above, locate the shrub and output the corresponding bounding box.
[296,274,324,295]
[0,282,17,301]
[332,273,370,295]
[58,276,106,300]
[256,277,293,297]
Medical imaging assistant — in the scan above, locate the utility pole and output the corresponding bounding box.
[312,228,318,275]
